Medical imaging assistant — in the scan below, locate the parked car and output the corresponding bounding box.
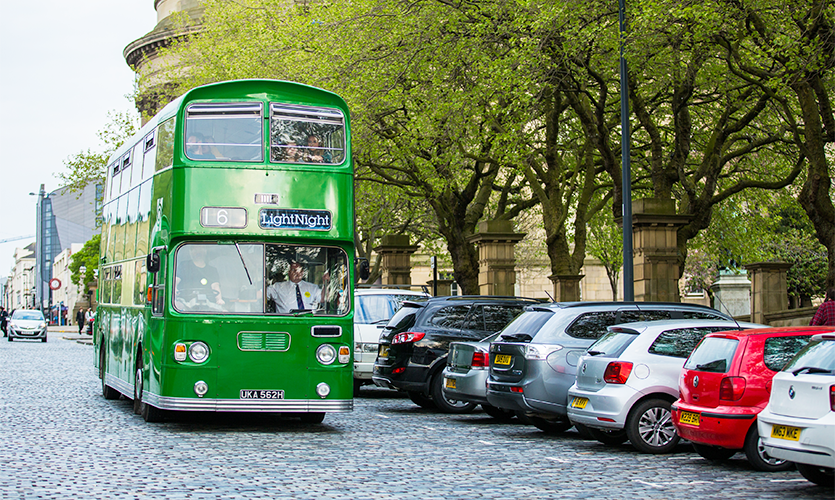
[444,331,518,421]
[566,320,764,453]
[7,309,48,342]
[486,302,733,433]
[673,326,821,471]
[757,332,835,486]
[373,296,540,413]
[353,286,430,394]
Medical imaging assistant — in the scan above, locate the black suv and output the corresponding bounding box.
[373,296,540,413]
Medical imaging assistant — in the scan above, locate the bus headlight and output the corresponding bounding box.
[316,382,331,398]
[189,342,210,363]
[194,380,209,397]
[316,344,337,365]
[338,346,350,364]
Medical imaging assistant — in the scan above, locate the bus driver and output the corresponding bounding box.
[267,259,328,313]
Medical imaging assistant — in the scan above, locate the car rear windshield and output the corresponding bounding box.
[355,294,426,324]
[683,337,739,373]
[587,330,639,357]
[384,303,421,334]
[648,327,732,359]
[782,338,835,374]
[763,335,811,371]
[501,310,553,341]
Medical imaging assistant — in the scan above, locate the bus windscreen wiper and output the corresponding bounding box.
[234,242,253,285]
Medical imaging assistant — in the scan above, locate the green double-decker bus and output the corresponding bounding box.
[95,80,356,423]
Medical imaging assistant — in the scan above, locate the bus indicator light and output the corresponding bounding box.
[174,343,187,362]
[338,346,350,364]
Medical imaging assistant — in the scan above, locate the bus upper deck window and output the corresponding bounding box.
[270,104,346,165]
[184,102,263,162]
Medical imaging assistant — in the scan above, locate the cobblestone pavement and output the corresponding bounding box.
[1,332,832,499]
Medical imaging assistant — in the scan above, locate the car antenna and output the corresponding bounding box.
[712,293,743,330]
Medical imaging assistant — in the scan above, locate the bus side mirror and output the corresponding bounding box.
[147,251,161,273]
[356,258,370,281]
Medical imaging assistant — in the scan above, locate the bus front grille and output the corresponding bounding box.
[238,332,291,351]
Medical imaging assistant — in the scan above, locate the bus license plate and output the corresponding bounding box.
[494,354,512,365]
[570,397,588,409]
[445,378,456,389]
[240,390,285,400]
[771,424,801,441]
[679,411,700,426]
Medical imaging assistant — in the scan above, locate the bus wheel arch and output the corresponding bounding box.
[100,345,120,400]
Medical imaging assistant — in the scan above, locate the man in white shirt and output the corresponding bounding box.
[267,260,328,313]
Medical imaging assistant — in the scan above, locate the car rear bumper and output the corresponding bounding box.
[486,382,567,416]
[672,401,757,449]
[757,407,835,469]
[442,367,489,404]
[566,386,638,430]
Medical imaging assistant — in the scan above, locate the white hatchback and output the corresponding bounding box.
[757,332,835,487]
[353,287,430,393]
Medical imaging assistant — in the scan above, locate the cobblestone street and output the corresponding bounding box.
[0,330,831,499]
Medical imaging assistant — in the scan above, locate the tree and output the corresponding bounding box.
[69,234,101,291]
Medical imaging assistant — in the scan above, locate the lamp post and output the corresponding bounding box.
[619,0,634,301]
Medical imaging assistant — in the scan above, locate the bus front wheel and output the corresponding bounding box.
[299,413,326,424]
[134,353,165,423]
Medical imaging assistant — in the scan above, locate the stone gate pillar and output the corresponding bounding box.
[548,275,584,302]
[373,235,419,286]
[466,220,525,296]
[625,198,693,303]
[710,271,751,317]
[744,262,791,325]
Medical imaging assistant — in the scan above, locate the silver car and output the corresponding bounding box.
[7,309,48,342]
[443,332,516,420]
[353,287,429,394]
[567,319,763,454]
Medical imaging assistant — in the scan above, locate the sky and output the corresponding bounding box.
[0,1,157,275]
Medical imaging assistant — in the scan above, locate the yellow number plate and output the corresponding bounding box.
[570,397,589,409]
[771,424,801,441]
[494,354,512,365]
[445,378,456,389]
[679,411,700,426]
[378,345,390,357]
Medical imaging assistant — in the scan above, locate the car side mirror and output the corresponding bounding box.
[146,251,161,273]
[356,258,370,281]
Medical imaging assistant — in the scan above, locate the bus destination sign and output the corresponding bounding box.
[259,208,332,231]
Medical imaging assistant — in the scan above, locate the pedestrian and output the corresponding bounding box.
[0,307,7,337]
[76,308,86,334]
[810,287,835,326]
[85,308,95,334]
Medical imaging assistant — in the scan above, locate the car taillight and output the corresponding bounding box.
[391,331,426,345]
[603,362,633,384]
[471,350,489,368]
[830,385,835,411]
[719,376,746,401]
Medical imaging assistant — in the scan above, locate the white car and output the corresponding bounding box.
[353,286,429,394]
[567,319,763,454]
[7,309,48,342]
[757,332,835,487]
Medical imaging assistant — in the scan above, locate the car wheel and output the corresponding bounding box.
[100,348,120,400]
[587,427,628,445]
[407,391,437,409]
[796,463,835,487]
[353,379,363,397]
[515,411,534,425]
[573,423,594,439]
[7,335,12,342]
[41,336,47,343]
[299,413,326,424]
[692,443,737,461]
[528,416,573,434]
[625,398,680,454]
[482,404,516,422]
[430,373,477,414]
[743,426,793,472]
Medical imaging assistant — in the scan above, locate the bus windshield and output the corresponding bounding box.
[174,242,349,316]
[185,102,263,162]
[270,104,346,164]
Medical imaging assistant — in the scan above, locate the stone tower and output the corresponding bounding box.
[123,1,205,122]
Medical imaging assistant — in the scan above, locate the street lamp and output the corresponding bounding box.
[619,0,634,301]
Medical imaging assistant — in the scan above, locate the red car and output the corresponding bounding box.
[672,327,830,471]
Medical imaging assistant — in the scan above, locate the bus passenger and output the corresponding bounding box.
[175,245,225,310]
[187,133,216,159]
[267,259,328,313]
[305,135,330,163]
[282,141,300,162]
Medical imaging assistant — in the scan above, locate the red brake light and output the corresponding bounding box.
[719,376,746,401]
[830,385,835,412]
[603,362,633,384]
[391,331,426,345]
[471,350,489,368]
